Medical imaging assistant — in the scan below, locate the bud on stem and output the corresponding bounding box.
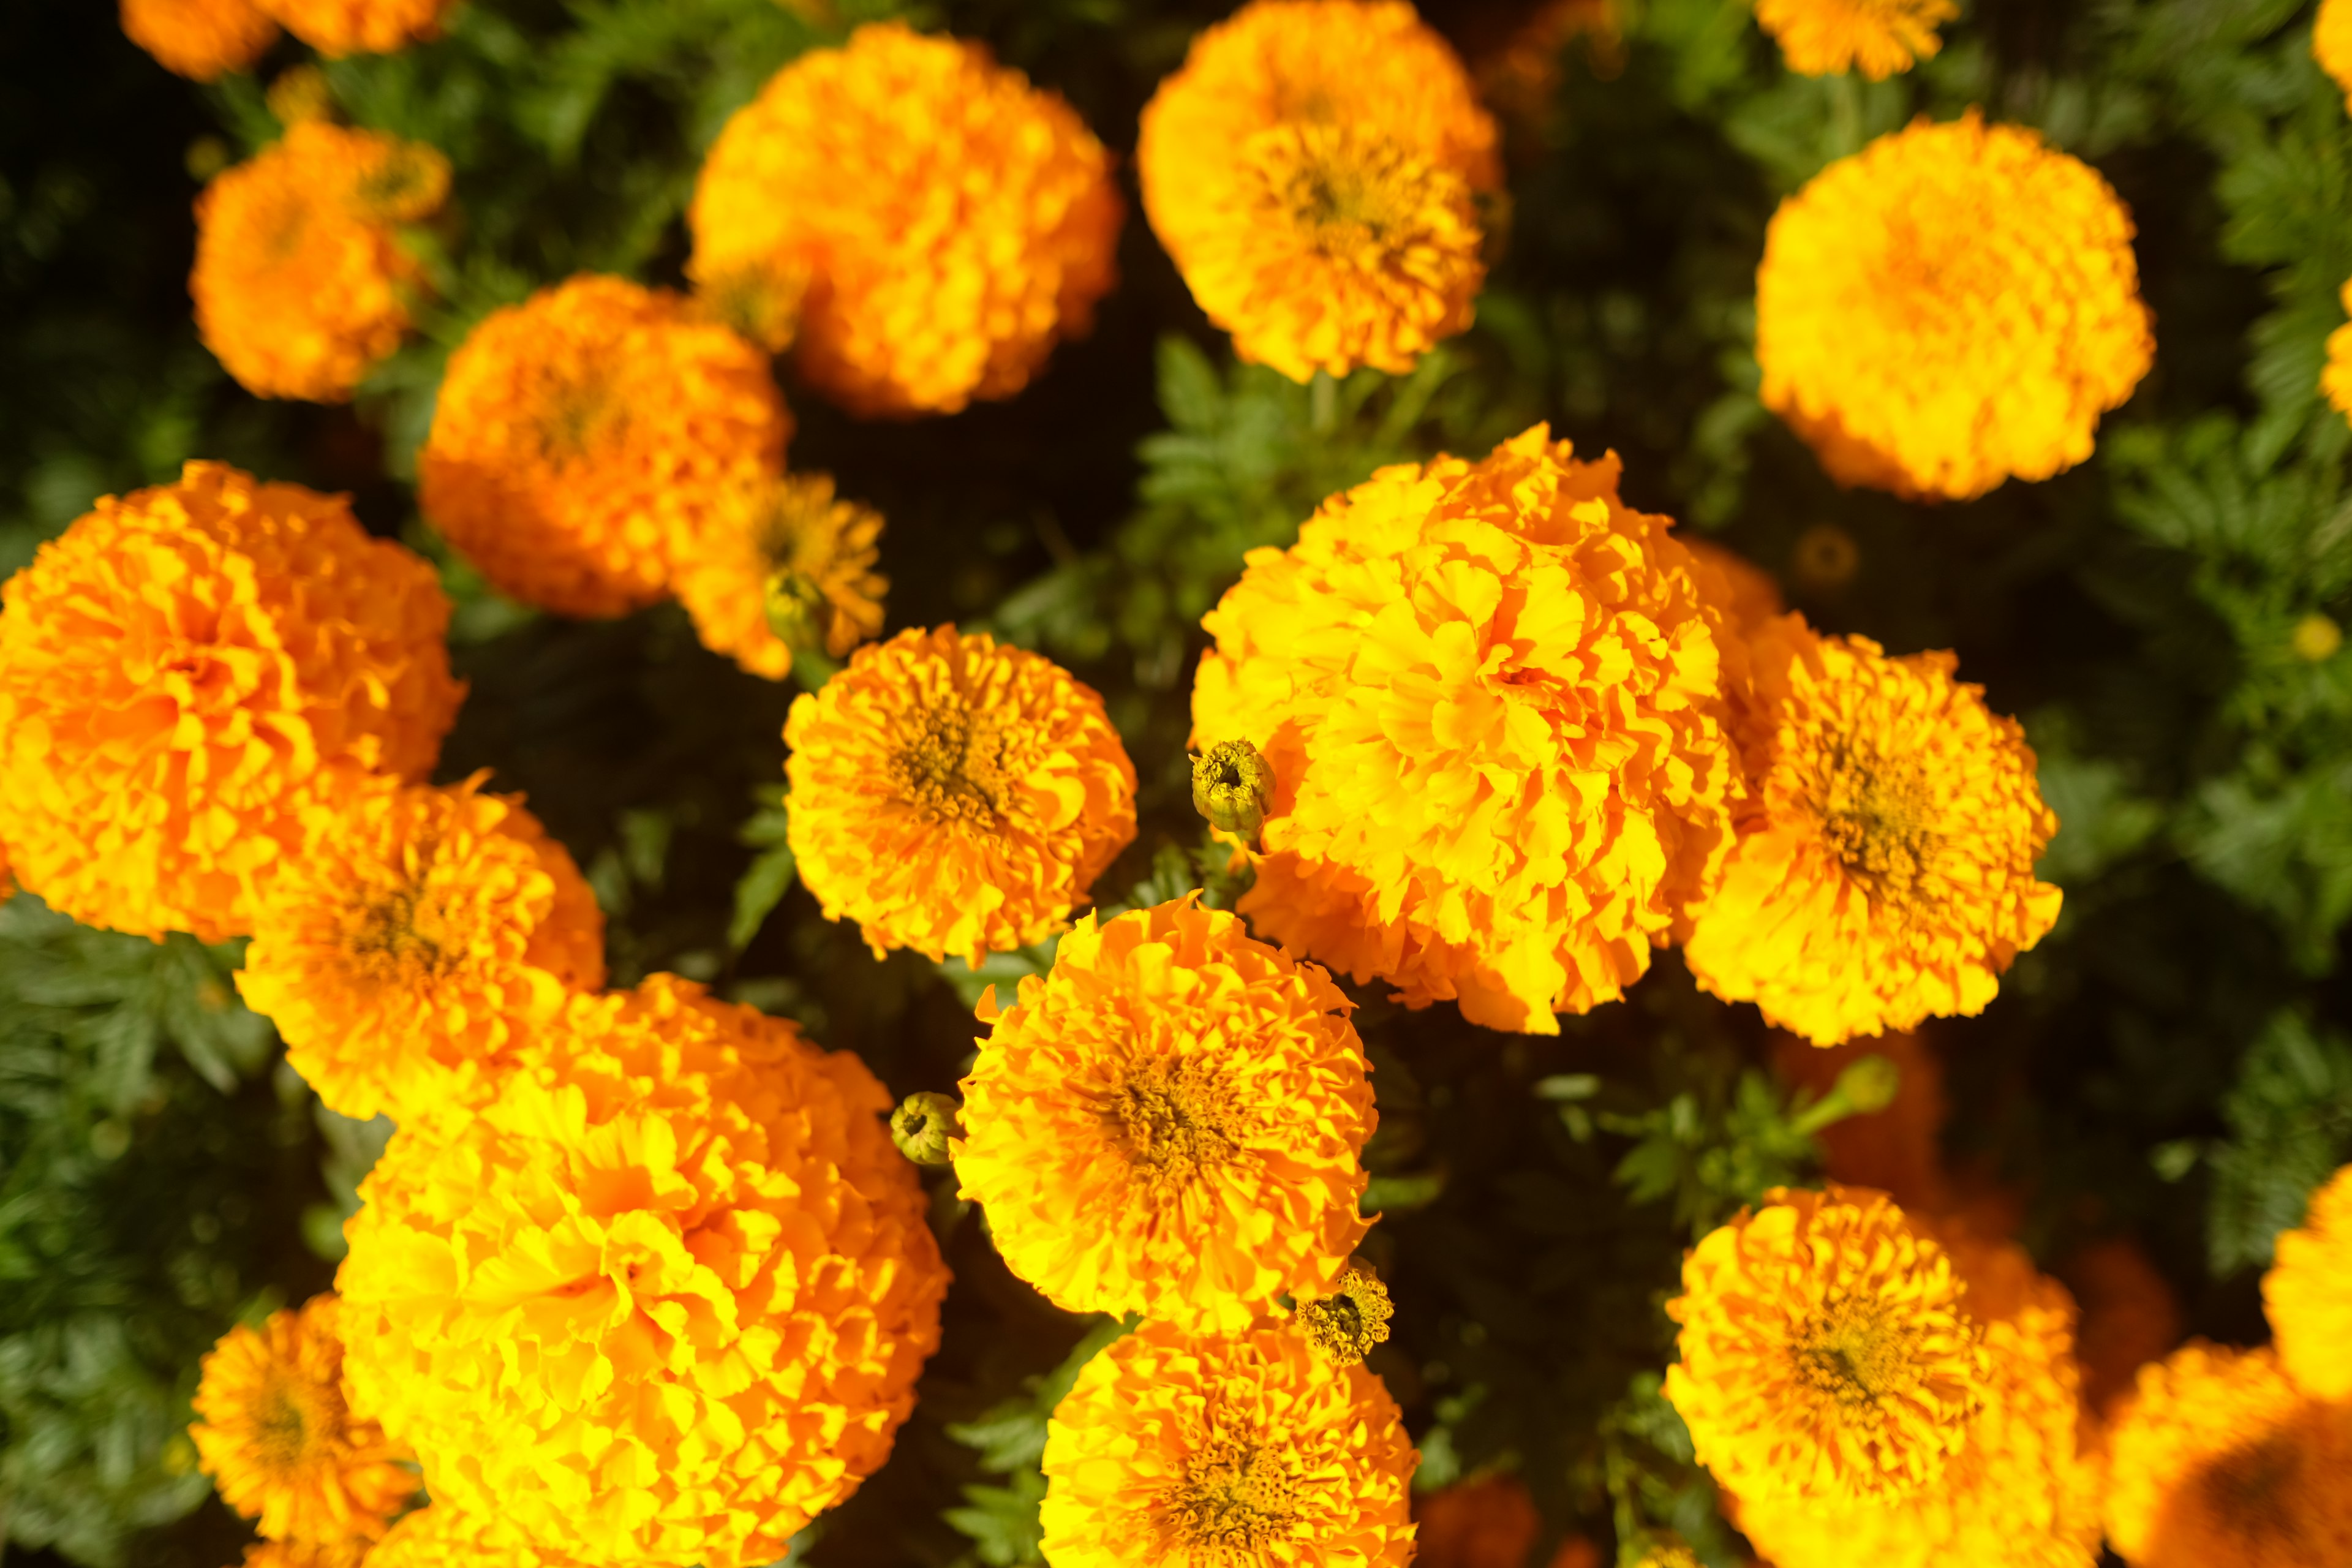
[891,1091,963,1166]
[1191,739,1276,843]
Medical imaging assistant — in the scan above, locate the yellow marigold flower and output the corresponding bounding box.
[1681,615,2061,1046]
[2318,0,2352,113]
[1039,1319,1417,1568]
[952,897,1374,1332]
[418,274,791,618]
[2103,1343,2352,1568]
[673,473,886,679]
[784,626,1137,966]
[1757,113,2153,500]
[2265,1162,2352,1403]
[2323,281,2352,427]
[192,121,450,402]
[1190,426,1739,1034]
[189,1293,419,1544]
[365,1506,570,1568]
[252,0,451,55]
[691,22,1122,417]
[339,974,949,1567]
[121,0,277,79]
[1137,0,1501,382]
[1756,0,1956,80]
[1664,1185,1990,1504]
[236,774,605,1126]
[0,462,460,943]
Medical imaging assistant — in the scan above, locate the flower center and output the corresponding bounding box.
[345,881,450,984]
[889,702,1011,831]
[1814,743,1937,908]
[1789,1292,1916,1408]
[1159,1435,1297,1553]
[1254,123,1447,258]
[2200,1428,2303,1543]
[1110,1056,1242,1183]
[534,363,622,463]
[251,1373,318,1472]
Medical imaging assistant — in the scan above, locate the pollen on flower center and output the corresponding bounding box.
[1161,1436,1297,1549]
[345,883,448,984]
[252,1378,316,1468]
[891,704,1012,830]
[1814,747,1937,907]
[1791,1294,1917,1407]
[1112,1057,1243,1180]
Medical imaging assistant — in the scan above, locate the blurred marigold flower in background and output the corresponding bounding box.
[2318,0,2352,113]
[120,0,279,80]
[673,472,886,678]
[1756,0,1956,80]
[691,22,1122,417]
[2323,281,2352,427]
[1757,113,2153,500]
[254,0,453,55]
[2264,1161,2352,1402]
[0,462,460,943]
[1139,0,1501,383]
[1413,1475,1537,1568]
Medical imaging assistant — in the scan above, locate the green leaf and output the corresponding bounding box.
[2207,1009,2352,1272]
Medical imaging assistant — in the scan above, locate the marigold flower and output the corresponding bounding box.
[691,22,1122,416]
[418,274,790,618]
[2265,1162,2352,1402]
[1664,1186,1989,1504]
[1191,426,1739,1033]
[672,473,885,679]
[121,0,278,79]
[1756,0,1956,79]
[0,462,460,942]
[1757,113,2152,500]
[236,774,605,1126]
[192,121,450,402]
[953,897,1373,1332]
[1039,1319,1417,1568]
[1414,1476,1538,1568]
[784,626,1137,966]
[2318,0,2352,112]
[189,1294,419,1544]
[252,0,451,55]
[338,974,949,1567]
[1138,0,1501,382]
[2324,282,2352,427]
[365,1506,570,1568]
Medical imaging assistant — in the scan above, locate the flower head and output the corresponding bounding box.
[2264,1162,2352,1403]
[418,274,791,618]
[252,0,451,54]
[1191,426,1740,1033]
[1757,113,2152,500]
[121,0,277,79]
[236,774,605,1126]
[1138,0,1500,382]
[784,626,1137,966]
[2318,0,2352,112]
[0,462,461,942]
[338,974,949,1567]
[2324,282,2352,429]
[672,472,885,679]
[189,1294,419,1544]
[1298,1257,1394,1367]
[1039,1319,1417,1568]
[192,121,450,402]
[691,22,1121,416]
[1756,0,1956,79]
[954,897,1373,1332]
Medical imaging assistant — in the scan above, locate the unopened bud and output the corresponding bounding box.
[1192,739,1275,843]
[764,569,829,655]
[267,65,334,127]
[891,1091,962,1166]
[1298,1257,1393,1367]
[1834,1053,1901,1115]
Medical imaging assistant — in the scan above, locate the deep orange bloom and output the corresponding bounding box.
[120,0,278,79]
[2265,1162,2352,1401]
[1756,0,1957,79]
[253,0,451,54]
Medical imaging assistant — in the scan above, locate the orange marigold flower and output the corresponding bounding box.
[252,0,450,55]
[232,1542,369,1568]
[236,774,604,1126]
[338,974,949,1567]
[121,0,277,79]
[1414,1475,1539,1568]
[1756,0,1956,79]
[192,121,450,402]
[418,274,791,619]
[691,22,1122,417]
[2265,1162,2352,1402]
[1664,1185,1990,1504]
[1757,113,2152,500]
[2319,0,2352,112]
[1137,0,1501,382]
[365,1506,571,1568]
[1682,615,2060,1047]
[1039,1319,1418,1568]
[952,897,1374,1332]
[189,1293,419,1544]
[1191,426,1740,1034]
[0,462,461,943]
[2324,282,2352,427]
[673,473,886,679]
[783,626,1137,966]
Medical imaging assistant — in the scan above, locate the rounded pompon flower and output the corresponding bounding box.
[2264,1162,2352,1401]
[1191,426,1740,1034]
[0,462,461,943]
[418,274,791,618]
[192,121,450,402]
[337,974,949,1567]
[1664,1185,1990,1504]
[189,1293,419,1544]
[1039,1319,1417,1568]
[784,626,1137,966]
[2319,0,2352,113]
[1681,615,2061,1046]
[1757,113,2152,500]
[1756,0,1956,79]
[236,774,605,1126]
[672,473,886,679]
[952,897,1374,1332]
[252,0,451,54]
[121,0,278,78]
[690,22,1122,417]
[1137,0,1501,382]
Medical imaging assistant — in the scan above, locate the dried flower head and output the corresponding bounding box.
[1298,1258,1395,1367]
[1757,0,1957,79]
[121,0,278,79]
[2264,1162,2352,1403]
[673,472,886,679]
[253,0,451,55]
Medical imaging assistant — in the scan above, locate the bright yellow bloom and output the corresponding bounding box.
[952,897,1374,1332]
[120,0,277,79]
[1756,0,1956,79]
[338,974,949,1568]
[364,1506,571,1568]
[192,121,450,402]
[2265,1162,2352,1402]
[189,1294,418,1544]
[0,462,461,943]
[1191,426,1740,1033]
[2324,282,2352,428]
[418,274,791,618]
[784,626,1137,966]
[1681,615,2061,1046]
[252,0,451,54]
[236,774,605,1126]
[1039,1319,1417,1568]
[1757,113,2153,500]
[2318,0,2352,113]
[691,22,1122,417]
[1664,1186,1989,1504]
[1138,0,1501,382]
[672,473,886,679]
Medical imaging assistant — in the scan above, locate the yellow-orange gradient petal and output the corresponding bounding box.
[2264,1162,2352,1402]
[252,0,451,55]
[121,0,277,79]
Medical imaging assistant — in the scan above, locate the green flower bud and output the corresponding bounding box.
[1191,739,1275,843]
[891,1091,963,1166]
[764,568,829,655]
